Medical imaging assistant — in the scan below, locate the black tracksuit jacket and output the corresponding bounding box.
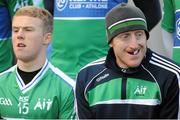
[75,48,180,119]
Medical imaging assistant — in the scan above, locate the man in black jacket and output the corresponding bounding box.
[75,3,180,119]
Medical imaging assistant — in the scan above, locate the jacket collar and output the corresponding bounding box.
[105,48,151,74]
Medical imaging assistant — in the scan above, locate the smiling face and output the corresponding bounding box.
[110,30,147,68]
[12,16,50,63]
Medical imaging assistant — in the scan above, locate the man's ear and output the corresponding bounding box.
[43,32,52,45]
[109,43,113,47]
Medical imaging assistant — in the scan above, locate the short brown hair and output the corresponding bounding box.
[13,6,53,33]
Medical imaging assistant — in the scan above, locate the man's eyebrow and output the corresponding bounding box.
[12,26,19,29]
[12,26,34,29]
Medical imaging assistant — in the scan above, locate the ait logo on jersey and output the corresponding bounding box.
[176,18,180,40]
[56,0,68,11]
[34,98,52,111]
[14,0,30,12]
[134,86,147,96]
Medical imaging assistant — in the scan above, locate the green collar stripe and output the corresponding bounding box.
[109,20,147,34]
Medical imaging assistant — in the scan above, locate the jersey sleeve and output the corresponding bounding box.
[133,0,162,31]
[161,0,175,33]
[0,1,5,6]
[43,0,54,15]
[59,88,75,119]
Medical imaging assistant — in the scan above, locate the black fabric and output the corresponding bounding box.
[43,0,54,15]
[17,67,41,85]
[133,0,162,31]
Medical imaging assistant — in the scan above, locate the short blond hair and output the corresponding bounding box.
[13,6,53,33]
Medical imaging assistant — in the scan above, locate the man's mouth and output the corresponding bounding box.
[128,49,140,55]
[17,43,26,47]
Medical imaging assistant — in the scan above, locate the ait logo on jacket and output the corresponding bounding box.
[134,86,147,96]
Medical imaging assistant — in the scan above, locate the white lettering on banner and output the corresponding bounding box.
[69,3,82,9]
[69,0,107,2]
[85,3,107,9]
[56,0,108,11]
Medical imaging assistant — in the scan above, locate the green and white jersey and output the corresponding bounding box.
[0,60,75,119]
[3,0,33,17]
[0,2,12,73]
[0,0,32,73]
[161,0,180,64]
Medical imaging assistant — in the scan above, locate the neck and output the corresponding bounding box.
[116,60,128,69]
[17,67,42,85]
[17,57,46,72]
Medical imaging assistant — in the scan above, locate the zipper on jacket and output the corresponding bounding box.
[121,75,127,99]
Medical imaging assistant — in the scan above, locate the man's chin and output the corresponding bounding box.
[16,56,31,62]
[127,62,141,68]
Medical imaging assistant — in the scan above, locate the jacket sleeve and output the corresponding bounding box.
[159,75,179,118]
[43,0,54,15]
[161,0,174,33]
[75,70,94,119]
[133,0,162,31]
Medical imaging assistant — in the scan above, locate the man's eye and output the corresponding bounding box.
[137,33,143,36]
[123,35,129,38]
[121,34,129,39]
[136,31,144,36]
[13,29,19,33]
[25,29,32,31]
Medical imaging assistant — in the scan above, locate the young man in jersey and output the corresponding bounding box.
[0,6,75,119]
[0,0,33,73]
[75,3,180,119]
[0,0,50,73]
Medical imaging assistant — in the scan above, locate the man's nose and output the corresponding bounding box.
[128,35,138,48]
[17,29,24,39]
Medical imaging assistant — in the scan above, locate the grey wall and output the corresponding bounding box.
[148,22,166,56]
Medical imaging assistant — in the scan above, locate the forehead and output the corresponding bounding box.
[12,16,43,27]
